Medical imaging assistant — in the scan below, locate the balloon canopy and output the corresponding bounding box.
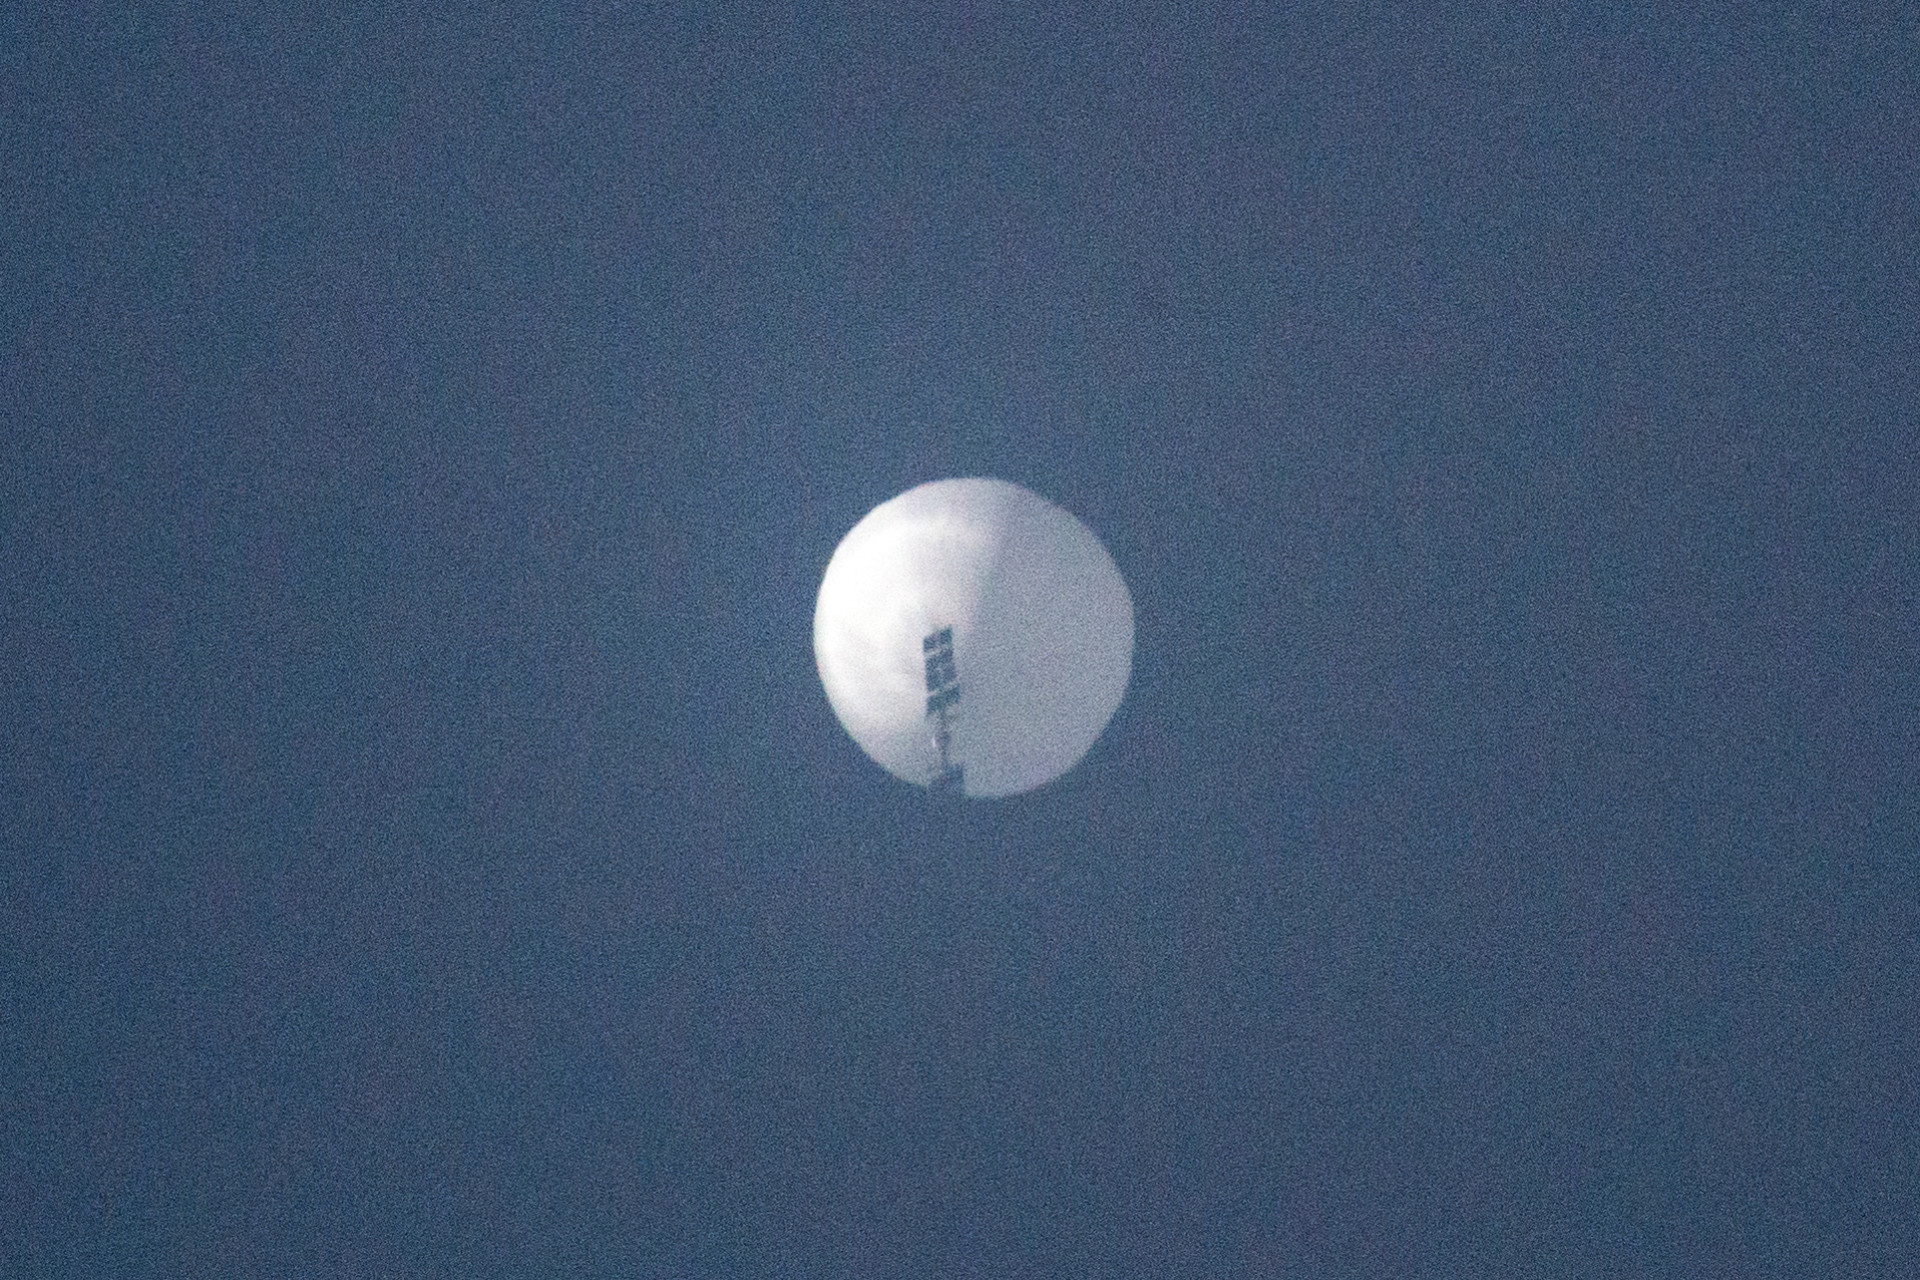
[812,478,1134,798]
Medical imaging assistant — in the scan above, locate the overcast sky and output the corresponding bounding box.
[5,3,1917,1276]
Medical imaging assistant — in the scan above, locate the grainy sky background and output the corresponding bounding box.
[5,3,1918,1276]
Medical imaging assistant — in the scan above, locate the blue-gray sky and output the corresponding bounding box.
[5,3,1917,1276]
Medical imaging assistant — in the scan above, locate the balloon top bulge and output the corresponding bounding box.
[812,478,1134,798]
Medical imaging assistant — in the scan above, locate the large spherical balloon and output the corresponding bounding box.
[813,478,1133,798]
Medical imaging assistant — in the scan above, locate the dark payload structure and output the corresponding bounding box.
[922,627,964,794]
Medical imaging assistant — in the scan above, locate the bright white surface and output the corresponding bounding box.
[813,478,1133,798]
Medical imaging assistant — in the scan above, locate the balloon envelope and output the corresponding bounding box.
[813,478,1133,798]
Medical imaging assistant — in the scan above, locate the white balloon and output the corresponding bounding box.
[813,478,1133,798]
